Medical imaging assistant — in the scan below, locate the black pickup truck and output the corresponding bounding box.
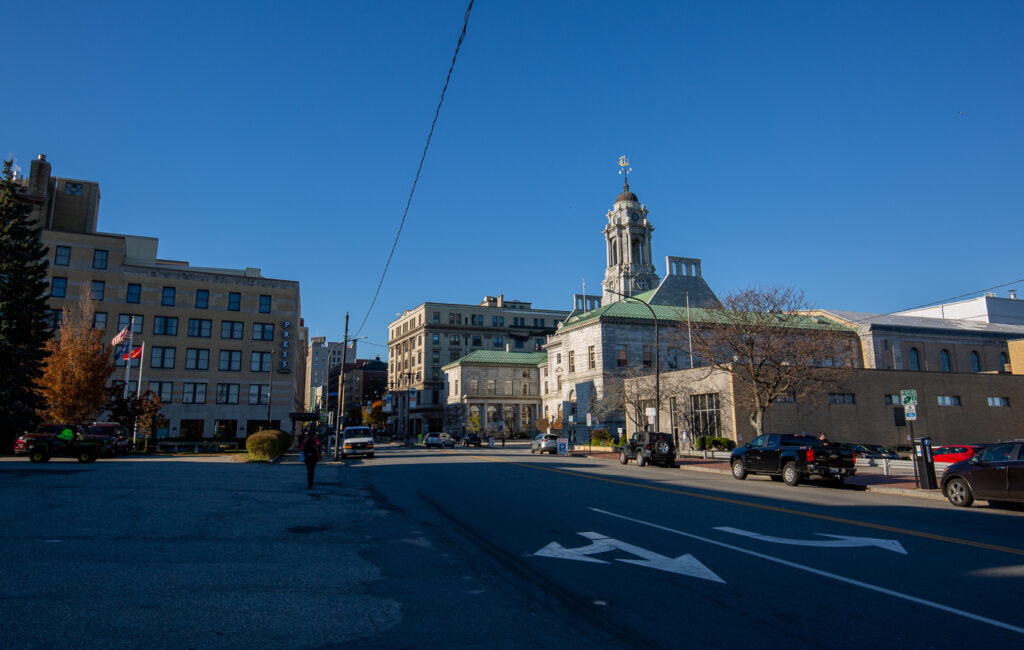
[14,425,103,463]
[730,433,856,486]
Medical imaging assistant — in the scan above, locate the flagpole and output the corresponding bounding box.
[123,316,135,398]
[136,341,145,398]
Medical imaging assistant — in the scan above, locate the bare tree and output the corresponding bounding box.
[680,286,857,438]
[501,405,520,439]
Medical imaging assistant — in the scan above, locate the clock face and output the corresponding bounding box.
[629,211,640,223]
[635,277,648,290]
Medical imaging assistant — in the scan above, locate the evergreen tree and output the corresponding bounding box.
[0,160,51,452]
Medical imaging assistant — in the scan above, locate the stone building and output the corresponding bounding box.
[304,336,356,411]
[17,154,306,441]
[626,365,1024,449]
[443,350,545,438]
[386,296,568,439]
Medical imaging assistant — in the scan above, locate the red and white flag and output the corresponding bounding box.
[111,325,131,347]
[121,346,143,361]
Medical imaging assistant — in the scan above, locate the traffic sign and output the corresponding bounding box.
[904,403,918,421]
[900,389,917,406]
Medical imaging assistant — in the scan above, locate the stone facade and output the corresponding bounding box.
[443,351,544,438]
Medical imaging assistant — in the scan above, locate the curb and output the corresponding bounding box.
[583,452,949,502]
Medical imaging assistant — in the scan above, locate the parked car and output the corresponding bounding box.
[888,445,914,460]
[340,426,374,459]
[531,434,559,454]
[941,440,1024,507]
[619,431,676,468]
[837,442,881,459]
[88,422,130,456]
[932,445,987,464]
[15,425,102,463]
[731,433,856,485]
[463,433,482,447]
[424,432,454,449]
[862,444,899,460]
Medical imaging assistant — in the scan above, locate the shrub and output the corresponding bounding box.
[246,429,291,460]
[589,429,614,445]
[709,436,735,451]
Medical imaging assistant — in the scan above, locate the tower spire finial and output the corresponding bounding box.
[618,154,631,190]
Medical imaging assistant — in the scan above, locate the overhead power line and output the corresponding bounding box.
[353,0,475,339]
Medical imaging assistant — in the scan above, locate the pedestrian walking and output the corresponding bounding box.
[302,434,321,489]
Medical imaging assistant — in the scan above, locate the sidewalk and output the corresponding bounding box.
[585,450,946,501]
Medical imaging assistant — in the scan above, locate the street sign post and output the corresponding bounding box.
[900,389,917,406]
[904,404,917,421]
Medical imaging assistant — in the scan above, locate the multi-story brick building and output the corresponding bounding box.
[17,154,305,441]
[387,296,568,439]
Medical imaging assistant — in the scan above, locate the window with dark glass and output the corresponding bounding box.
[228,292,241,311]
[151,347,175,369]
[248,384,270,405]
[940,349,952,372]
[118,313,143,333]
[182,382,207,404]
[252,323,274,341]
[908,347,921,371]
[93,312,107,330]
[216,383,239,404]
[185,348,210,370]
[259,295,271,313]
[93,249,108,269]
[126,284,141,303]
[188,319,211,337]
[162,287,175,306]
[91,280,105,301]
[221,321,243,339]
[970,351,982,373]
[54,246,70,266]
[150,381,172,403]
[250,351,272,372]
[195,290,209,309]
[51,277,67,297]
[219,350,241,371]
[154,316,179,336]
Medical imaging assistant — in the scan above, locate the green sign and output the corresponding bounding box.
[58,428,74,441]
[900,389,917,406]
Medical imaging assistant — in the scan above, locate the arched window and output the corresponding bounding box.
[568,389,577,417]
[940,350,952,372]
[909,347,921,371]
[1000,352,1009,369]
[970,351,981,373]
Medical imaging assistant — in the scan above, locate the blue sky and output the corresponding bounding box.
[5,1,1022,357]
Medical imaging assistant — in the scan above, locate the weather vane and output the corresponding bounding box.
[618,155,632,177]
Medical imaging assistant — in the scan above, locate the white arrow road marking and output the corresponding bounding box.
[590,507,1024,636]
[714,526,907,554]
[534,531,724,582]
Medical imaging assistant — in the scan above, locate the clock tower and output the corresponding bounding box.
[602,176,659,304]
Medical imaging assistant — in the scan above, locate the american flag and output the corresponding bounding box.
[111,325,131,347]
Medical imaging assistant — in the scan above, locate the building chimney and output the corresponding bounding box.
[506,344,512,353]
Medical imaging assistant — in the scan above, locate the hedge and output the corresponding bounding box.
[246,429,292,460]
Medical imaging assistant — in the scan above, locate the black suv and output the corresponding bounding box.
[463,433,482,447]
[619,431,676,468]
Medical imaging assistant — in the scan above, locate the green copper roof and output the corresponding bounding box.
[442,350,548,370]
[557,301,853,334]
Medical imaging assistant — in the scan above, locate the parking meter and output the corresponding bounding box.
[916,437,938,490]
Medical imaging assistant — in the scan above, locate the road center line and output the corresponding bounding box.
[463,453,1024,557]
[591,507,1024,636]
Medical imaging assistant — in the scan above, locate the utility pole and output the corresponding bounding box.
[334,313,350,461]
[266,350,273,426]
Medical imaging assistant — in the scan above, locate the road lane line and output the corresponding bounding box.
[461,454,1024,557]
[591,507,1024,636]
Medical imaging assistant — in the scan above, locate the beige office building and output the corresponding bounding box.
[18,155,306,441]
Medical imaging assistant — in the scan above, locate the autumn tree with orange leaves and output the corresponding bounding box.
[37,295,116,425]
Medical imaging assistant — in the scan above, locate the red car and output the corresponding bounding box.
[932,445,987,463]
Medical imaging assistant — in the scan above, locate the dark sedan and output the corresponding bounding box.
[941,440,1024,507]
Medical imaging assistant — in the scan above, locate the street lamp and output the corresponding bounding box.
[608,289,660,432]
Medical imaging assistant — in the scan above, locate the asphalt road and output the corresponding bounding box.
[2,444,1022,649]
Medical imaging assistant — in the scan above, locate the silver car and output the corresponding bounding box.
[531,433,558,454]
